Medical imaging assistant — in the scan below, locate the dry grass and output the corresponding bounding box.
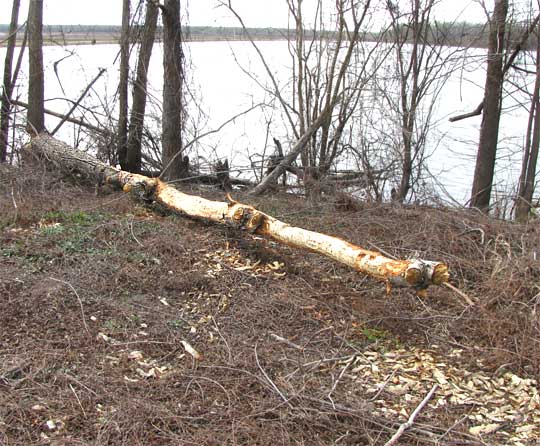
[1,165,539,445]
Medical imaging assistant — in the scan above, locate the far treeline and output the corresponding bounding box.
[0,22,520,48]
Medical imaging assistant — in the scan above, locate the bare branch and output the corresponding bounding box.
[449,12,540,123]
[51,68,106,136]
[383,384,438,446]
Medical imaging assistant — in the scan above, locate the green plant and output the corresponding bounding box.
[362,327,388,342]
[103,319,123,331]
[42,210,104,226]
[1,242,21,257]
[40,224,65,236]
[168,319,185,329]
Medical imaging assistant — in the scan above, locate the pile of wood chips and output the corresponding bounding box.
[339,346,539,445]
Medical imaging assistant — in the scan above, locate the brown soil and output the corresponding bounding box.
[1,165,539,445]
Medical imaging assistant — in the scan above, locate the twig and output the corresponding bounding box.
[62,373,98,397]
[369,370,397,402]
[327,357,354,407]
[383,384,438,446]
[128,218,144,247]
[212,316,232,363]
[12,99,110,136]
[10,185,18,222]
[269,333,303,351]
[448,102,484,122]
[367,241,397,260]
[49,278,89,334]
[301,355,355,370]
[443,282,476,306]
[254,343,294,409]
[0,21,26,45]
[69,383,87,418]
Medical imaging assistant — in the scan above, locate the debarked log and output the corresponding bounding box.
[28,134,450,295]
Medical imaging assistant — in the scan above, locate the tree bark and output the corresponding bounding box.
[27,134,450,295]
[0,0,20,163]
[470,0,508,211]
[27,0,45,135]
[125,0,158,173]
[161,0,186,181]
[116,0,131,168]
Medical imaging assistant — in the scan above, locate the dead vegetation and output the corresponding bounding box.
[1,165,539,445]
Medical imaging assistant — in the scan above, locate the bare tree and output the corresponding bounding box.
[0,0,21,162]
[470,0,508,211]
[389,0,427,201]
[27,0,45,135]
[224,0,379,199]
[384,0,463,202]
[286,0,378,200]
[124,0,158,173]
[161,0,187,181]
[116,0,131,168]
[516,23,540,221]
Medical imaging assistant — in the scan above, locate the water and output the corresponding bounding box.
[0,40,532,205]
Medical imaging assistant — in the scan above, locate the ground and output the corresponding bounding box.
[1,165,539,446]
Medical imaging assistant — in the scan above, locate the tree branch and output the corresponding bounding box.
[449,12,540,123]
[50,67,106,136]
[384,384,438,446]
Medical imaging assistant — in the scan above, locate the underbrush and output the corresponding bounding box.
[1,167,539,445]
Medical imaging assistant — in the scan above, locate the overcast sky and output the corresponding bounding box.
[0,0,493,28]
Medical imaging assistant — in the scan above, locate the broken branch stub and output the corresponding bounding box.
[29,134,449,294]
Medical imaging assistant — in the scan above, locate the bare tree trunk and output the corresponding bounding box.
[387,0,440,203]
[395,0,420,202]
[27,0,45,135]
[0,0,20,163]
[214,159,232,192]
[117,0,131,168]
[28,133,450,295]
[516,32,540,222]
[161,0,187,181]
[470,0,508,211]
[125,0,158,173]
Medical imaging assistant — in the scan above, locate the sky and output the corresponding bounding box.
[0,0,491,28]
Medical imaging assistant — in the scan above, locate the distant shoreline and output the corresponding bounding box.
[0,23,491,49]
[0,25,299,48]
[0,33,294,48]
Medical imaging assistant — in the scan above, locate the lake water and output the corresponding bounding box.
[0,40,532,206]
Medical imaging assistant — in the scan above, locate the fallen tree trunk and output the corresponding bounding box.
[27,134,449,295]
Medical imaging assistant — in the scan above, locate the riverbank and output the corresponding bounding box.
[1,162,539,445]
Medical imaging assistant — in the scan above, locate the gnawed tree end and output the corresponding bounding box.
[27,134,449,295]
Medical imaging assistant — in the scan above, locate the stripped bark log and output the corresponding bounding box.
[27,134,450,295]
